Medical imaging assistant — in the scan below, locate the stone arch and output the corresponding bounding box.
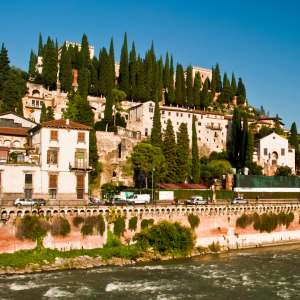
[13,140,21,148]
[3,140,11,147]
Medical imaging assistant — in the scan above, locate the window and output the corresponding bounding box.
[77,175,85,199]
[149,108,153,113]
[177,122,179,125]
[47,150,58,164]
[145,128,148,137]
[49,189,56,199]
[31,100,35,106]
[264,148,268,156]
[188,114,190,118]
[164,121,166,124]
[17,153,24,162]
[198,122,201,126]
[25,189,32,199]
[25,174,32,187]
[281,148,285,156]
[225,125,228,128]
[168,112,171,116]
[162,111,165,115]
[198,138,201,141]
[176,113,179,117]
[77,152,84,167]
[50,131,58,140]
[198,130,201,133]
[181,113,183,117]
[78,132,85,142]
[49,174,58,188]
[61,108,65,112]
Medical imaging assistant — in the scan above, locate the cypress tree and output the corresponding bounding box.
[80,34,90,69]
[163,52,170,88]
[89,129,99,183]
[16,90,23,116]
[200,79,209,110]
[38,33,43,56]
[231,107,242,165]
[162,119,178,183]
[119,32,129,96]
[215,63,222,93]
[1,78,19,112]
[45,106,55,121]
[28,50,37,77]
[241,113,248,167]
[98,47,111,96]
[59,43,73,92]
[68,44,76,69]
[42,39,58,90]
[144,53,152,101]
[175,64,181,105]
[170,55,174,85]
[129,42,137,100]
[237,77,246,98]
[109,37,115,86]
[136,55,145,101]
[193,72,201,110]
[176,122,190,183]
[180,64,186,106]
[151,47,158,102]
[290,122,299,152]
[74,44,80,70]
[223,72,230,87]
[40,102,47,123]
[0,43,10,79]
[192,114,200,183]
[78,66,89,99]
[186,65,193,107]
[245,129,254,168]
[103,61,113,126]
[157,56,164,102]
[150,99,163,148]
[231,72,237,95]
[210,66,216,101]
[74,95,95,127]
[89,57,100,96]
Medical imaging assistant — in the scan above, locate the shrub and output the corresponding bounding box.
[133,220,195,254]
[216,189,234,200]
[113,217,126,237]
[81,224,93,237]
[141,219,154,230]
[209,241,221,252]
[51,217,70,238]
[236,213,254,229]
[188,214,200,230]
[72,216,84,227]
[128,216,138,231]
[97,214,105,236]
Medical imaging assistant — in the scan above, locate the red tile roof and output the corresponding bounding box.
[155,183,209,189]
[40,119,92,130]
[0,127,27,136]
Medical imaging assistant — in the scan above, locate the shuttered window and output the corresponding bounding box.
[50,131,58,140]
[47,150,58,164]
[78,152,84,167]
[78,132,85,142]
[77,175,85,189]
[49,175,58,188]
[75,151,87,168]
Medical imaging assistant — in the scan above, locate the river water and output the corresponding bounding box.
[1,244,300,299]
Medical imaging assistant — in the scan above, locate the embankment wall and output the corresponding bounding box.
[1,204,300,253]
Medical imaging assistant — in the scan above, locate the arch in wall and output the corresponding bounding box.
[3,140,11,147]
[13,141,20,148]
[271,151,278,166]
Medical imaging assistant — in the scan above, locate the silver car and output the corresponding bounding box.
[231,198,248,205]
[13,198,38,207]
[184,197,208,205]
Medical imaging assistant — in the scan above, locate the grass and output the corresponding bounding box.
[210,160,232,169]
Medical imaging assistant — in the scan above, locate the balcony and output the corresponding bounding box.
[205,125,223,130]
[69,162,93,172]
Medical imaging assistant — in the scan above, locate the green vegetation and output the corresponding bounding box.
[215,189,234,200]
[73,215,105,237]
[209,241,221,252]
[133,220,195,255]
[128,216,138,231]
[188,214,200,230]
[81,224,93,237]
[113,217,126,237]
[140,219,154,230]
[72,216,84,227]
[236,212,295,233]
[192,115,200,183]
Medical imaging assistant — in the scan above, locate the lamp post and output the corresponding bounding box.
[152,167,155,204]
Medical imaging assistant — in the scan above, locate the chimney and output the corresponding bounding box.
[66,118,69,125]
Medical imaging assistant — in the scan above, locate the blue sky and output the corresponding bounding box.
[1,0,299,129]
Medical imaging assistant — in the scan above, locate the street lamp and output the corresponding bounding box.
[152,167,155,204]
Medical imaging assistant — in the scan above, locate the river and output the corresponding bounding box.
[1,244,300,299]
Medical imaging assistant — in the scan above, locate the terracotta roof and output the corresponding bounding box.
[224,115,232,120]
[255,120,270,125]
[288,145,295,149]
[39,119,92,130]
[155,183,209,190]
[0,127,27,136]
[259,115,282,120]
[0,111,38,125]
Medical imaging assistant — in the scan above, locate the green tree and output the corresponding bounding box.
[129,42,137,100]
[0,43,11,93]
[273,114,284,135]
[28,50,37,77]
[127,143,165,189]
[109,37,115,86]
[170,55,174,85]
[74,95,95,127]
[38,33,43,56]
[136,55,145,101]
[59,43,73,92]
[176,122,190,183]
[68,44,76,69]
[157,56,164,102]
[191,115,200,183]
[104,62,113,126]
[79,34,90,69]
[163,52,170,88]
[112,89,127,103]
[231,107,242,165]
[245,129,254,168]
[45,106,55,121]
[162,119,178,183]
[289,122,299,152]
[1,76,19,112]
[98,47,111,96]
[237,77,246,99]
[16,90,23,116]
[168,78,175,104]
[200,79,209,109]
[40,102,47,123]
[42,39,58,90]
[89,57,100,96]
[215,63,222,93]
[274,166,293,176]
[119,32,129,96]
[180,65,186,106]
[186,65,193,107]
[231,72,237,95]
[210,66,216,101]
[175,63,181,105]
[150,99,163,148]
[89,129,100,183]
[78,66,89,99]
[193,72,201,110]
[241,113,248,166]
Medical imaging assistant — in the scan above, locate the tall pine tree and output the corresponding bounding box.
[16,90,23,116]
[136,55,145,101]
[231,72,237,95]
[163,52,170,89]
[109,37,115,86]
[215,63,222,93]
[176,122,190,183]
[290,122,299,152]
[170,55,174,85]
[28,50,37,77]
[175,64,181,105]
[245,129,254,168]
[150,99,162,148]
[162,119,178,183]
[241,113,248,167]
[42,39,58,90]
[192,114,200,183]
[186,65,193,107]
[103,61,113,126]
[40,102,47,123]
[59,43,73,92]
[129,42,137,100]
[180,64,186,106]
[119,32,129,96]
[210,66,216,101]
[200,79,209,110]
[38,33,43,57]
[193,72,201,110]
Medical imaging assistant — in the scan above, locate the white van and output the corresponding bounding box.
[127,194,150,204]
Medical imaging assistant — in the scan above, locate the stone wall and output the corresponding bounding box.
[1,204,300,254]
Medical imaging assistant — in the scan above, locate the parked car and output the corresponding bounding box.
[184,196,208,205]
[231,198,248,205]
[127,194,150,204]
[13,198,38,207]
[105,196,133,206]
[88,197,102,205]
[32,198,46,206]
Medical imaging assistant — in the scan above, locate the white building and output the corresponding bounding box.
[253,132,295,175]
[0,119,92,203]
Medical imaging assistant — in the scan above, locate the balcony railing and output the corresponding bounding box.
[205,125,223,130]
